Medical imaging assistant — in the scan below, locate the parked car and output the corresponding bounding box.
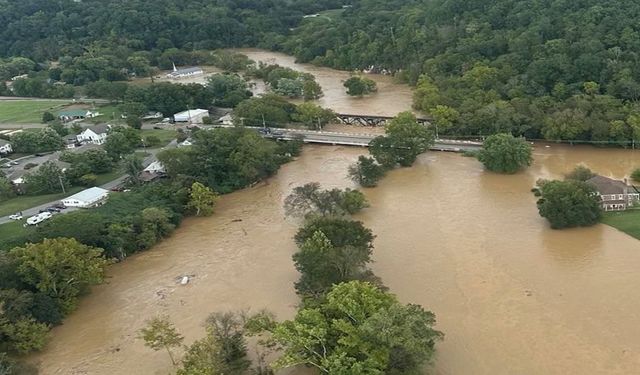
[46,207,61,213]
[1,163,10,168]
[51,203,66,210]
[34,153,44,157]
[10,161,18,165]
[9,213,22,220]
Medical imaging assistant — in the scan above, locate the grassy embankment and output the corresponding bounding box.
[602,210,640,240]
[0,100,72,124]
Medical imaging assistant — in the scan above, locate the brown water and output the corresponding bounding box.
[32,50,640,375]
[234,48,416,117]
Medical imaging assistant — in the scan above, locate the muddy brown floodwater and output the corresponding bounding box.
[32,50,640,375]
[233,48,416,117]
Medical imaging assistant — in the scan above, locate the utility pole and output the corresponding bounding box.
[261,114,266,129]
[58,174,66,194]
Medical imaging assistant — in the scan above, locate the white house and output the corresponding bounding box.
[76,124,110,145]
[0,139,13,154]
[144,161,165,174]
[61,187,109,208]
[173,109,209,124]
[166,64,204,79]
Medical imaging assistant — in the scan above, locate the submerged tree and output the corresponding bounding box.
[284,182,368,218]
[188,182,218,216]
[254,281,443,374]
[477,133,532,174]
[348,155,386,187]
[536,180,601,229]
[139,316,184,365]
[344,76,377,96]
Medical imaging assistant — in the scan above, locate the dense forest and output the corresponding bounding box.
[4,0,640,142]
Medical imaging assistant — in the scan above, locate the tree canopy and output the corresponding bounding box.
[477,133,533,174]
[536,180,602,229]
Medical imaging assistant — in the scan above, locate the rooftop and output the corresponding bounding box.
[168,66,203,75]
[84,123,110,134]
[64,187,109,202]
[587,175,629,195]
[58,109,90,117]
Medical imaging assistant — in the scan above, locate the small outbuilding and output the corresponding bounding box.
[61,187,110,208]
[166,64,204,79]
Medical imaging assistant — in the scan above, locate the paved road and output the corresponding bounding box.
[0,142,175,225]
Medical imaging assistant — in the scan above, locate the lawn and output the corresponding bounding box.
[0,171,123,217]
[141,129,177,147]
[602,210,640,240]
[0,220,30,251]
[0,100,71,124]
[86,104,125,124]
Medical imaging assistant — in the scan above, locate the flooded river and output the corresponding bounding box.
[33,51,640,375]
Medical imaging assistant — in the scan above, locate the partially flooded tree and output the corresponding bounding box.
[283,182,368,218]
[139,316,184,365]
[187,182,218,216]
[348,156,386,187]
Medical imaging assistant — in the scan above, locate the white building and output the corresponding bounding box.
[217,113,233,125]
[166,63,204,79]
[76,124,110,145]
[143,161,165,174]
[61,187,110,208]
[173,109,209,124]
[0,139,13,154]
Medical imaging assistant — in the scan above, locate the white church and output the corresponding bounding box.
[166,63,204,79]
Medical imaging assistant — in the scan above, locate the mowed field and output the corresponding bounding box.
[0,99,71,123]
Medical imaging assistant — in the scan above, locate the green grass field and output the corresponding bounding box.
[86,104,124,124]
[0,100,71,124]
[0,220,30,250]
[602,210,640,240]
[141,129,177,147]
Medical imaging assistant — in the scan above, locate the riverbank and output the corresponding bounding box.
[602,209,640,240]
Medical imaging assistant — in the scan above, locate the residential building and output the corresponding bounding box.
[587,175,640,211]
[173,109,209,123]
[65,135,79,149]
[58,109,99,122]
[139,161,166,182]
[76,124,110,145]
[166,63,204,79]
[0,139,13,154]
[61,187,109,208]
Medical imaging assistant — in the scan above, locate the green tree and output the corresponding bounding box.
[268,281,443,374]
[0,173,14,202]
[119,102,149,118]
[105,132,136,160]
[565,165,595,181]
[274,78,303,98]
[343,76,377,96]
[429,105,459,136]
[0,316,49,354]
[41,111,55,123]
[206,74,252,108]
[477,133,532,174]
[370,112,434,168]
[284,182,368,218]
[232,94,296,127]
[139,316,184,365]
[348,156,386,187]
[631,168,640,183]
[536,180,602,229]
[126,116,142,129]
[10,238,108,313]
[188,182,218,216]
[293,103,335,129]
[23,161,69,195]
[302,79,323,101]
